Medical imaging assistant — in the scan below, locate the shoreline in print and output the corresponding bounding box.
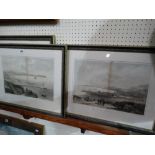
[73,60,152,115]
[2,56,54,101]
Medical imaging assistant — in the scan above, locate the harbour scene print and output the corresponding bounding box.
[73,60,152,115]
[2,56,54,101]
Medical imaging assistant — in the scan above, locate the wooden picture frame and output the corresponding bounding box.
[0,19,58,25]
[0,44,65,117]
[65,45,155,133]
[0,35,55,45]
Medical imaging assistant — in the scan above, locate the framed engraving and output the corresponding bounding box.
[0,44,64,116]
[66,45,155,131]
[0,35,55,45]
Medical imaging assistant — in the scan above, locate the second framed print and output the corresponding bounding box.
[0,35,55,45]
[0,44,64,116]
[66,45,155,131]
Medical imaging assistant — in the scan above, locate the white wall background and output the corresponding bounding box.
[0,19,155,46]
[0,19,155,134]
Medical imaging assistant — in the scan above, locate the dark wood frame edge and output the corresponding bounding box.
[66,113,155,135]
[0,19,59,25]
[67,45,155,52]
[0,35,56,45]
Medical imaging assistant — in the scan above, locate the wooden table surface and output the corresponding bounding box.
[0,102,129,135]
